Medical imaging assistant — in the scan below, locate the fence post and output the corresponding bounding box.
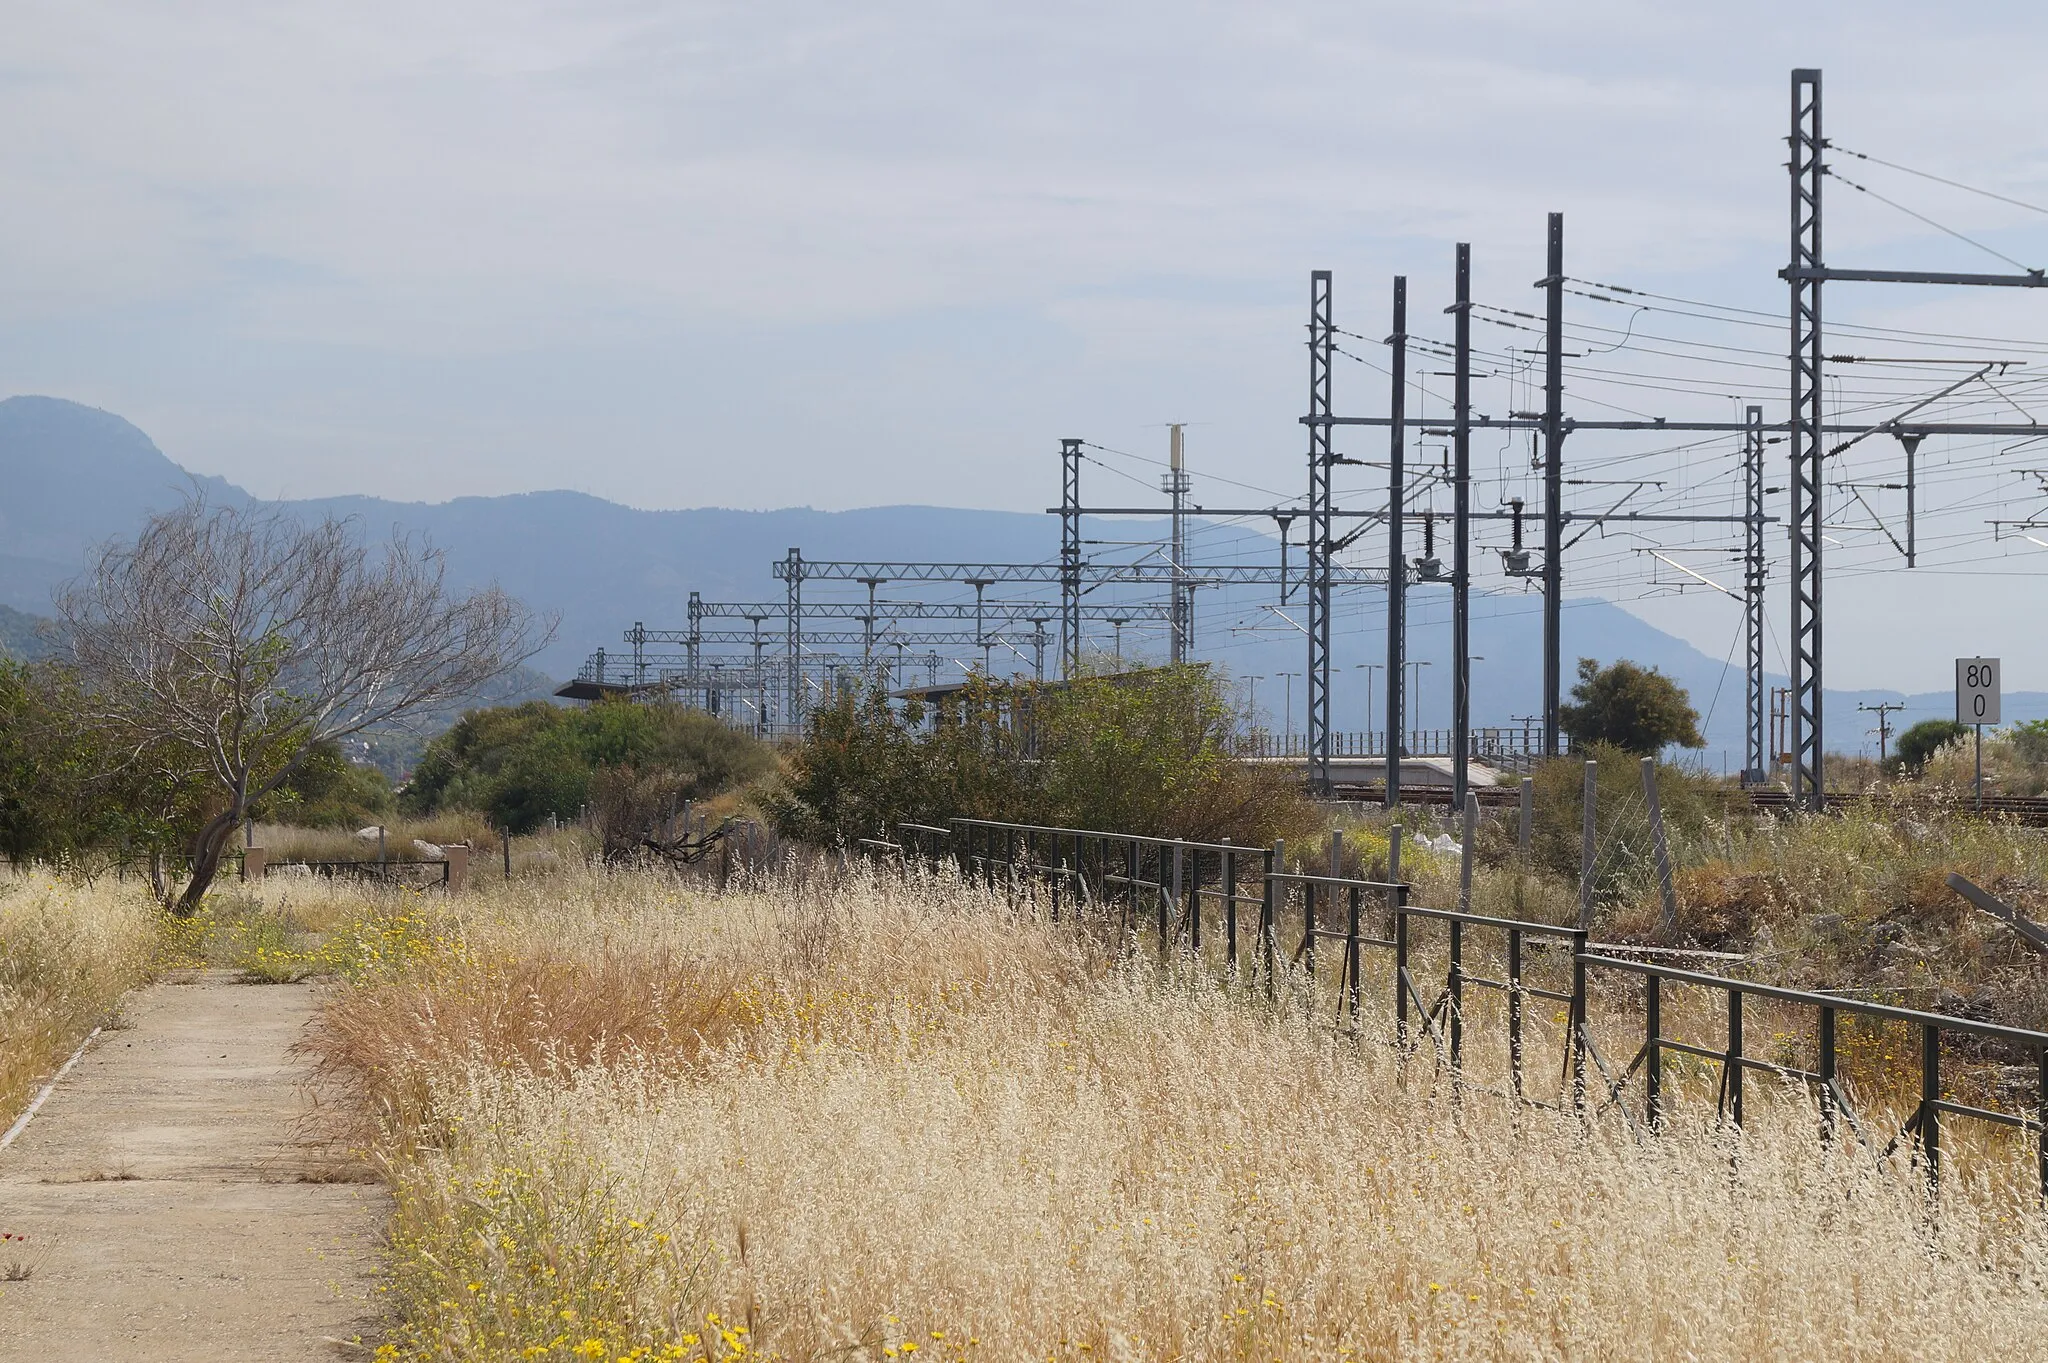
[1577,760,1598,930]
[1818,1006,1838,1146]
[1223,842,1238,969]
[1642,757,1678,936]
[1569,928,1588,1114]
[1921,1023,1942,1195]
[1170,840,1186,950]
[1645,973,1663,1131]
[1507,927,1524,1100]
[1519,776,1533,853]
[1345,883,1362,1026]
[2036,1047,2047,1204]
[241,846,267,883]
[1395,881,1410,1052]
[1263,840,1282,991]
[1726,989,1745,1128]
[1458,798,1477,913]
[1051,832,1065,921]
[1448,914,1464,1077]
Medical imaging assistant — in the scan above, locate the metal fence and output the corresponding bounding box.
[865,815,2048,1204]
[1244,727,1552,763]
[263,859,452,890]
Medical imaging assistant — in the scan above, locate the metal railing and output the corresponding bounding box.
[861,815,2048,1203]
[1244,727,1559,766]
[265,859,453,889]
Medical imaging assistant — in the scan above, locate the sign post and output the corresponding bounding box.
[1956,657,2002,811]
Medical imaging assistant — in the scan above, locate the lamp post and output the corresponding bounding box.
[1277,672,1302,742]
[1354,663,1383,753]
[1406,659,1433,753]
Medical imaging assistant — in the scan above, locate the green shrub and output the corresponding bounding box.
[1891,719,1967,777]
[403,699,775,834]
[1558,658,1705,754]
[1526,744,1731,905]
[765,665,1316,848]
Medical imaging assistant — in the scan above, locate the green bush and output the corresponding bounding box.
[765,665,1316,848]
[1525,744,1730,905]
[1558,658,1705,754]
[403,699,775,834]
[250,739,394,828]
[1891,719,1967,777]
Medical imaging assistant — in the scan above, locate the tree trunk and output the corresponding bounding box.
[174,808,241,917]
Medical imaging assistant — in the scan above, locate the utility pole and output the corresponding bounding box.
[1743,406,1768,785]
[1860,700,1905,766]
[1306,270,1335,795]
[1165,424,1193,664]
[1386,275,1408,811]
[1541,212,1566,757]
[1060,438,1083,679]
[1450,243,1473,810]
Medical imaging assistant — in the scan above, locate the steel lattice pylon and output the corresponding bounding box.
[1744,405,1768,784]
[1787,68,1825,810]
[1306,270,1335,795]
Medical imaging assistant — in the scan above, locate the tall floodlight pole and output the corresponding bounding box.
[1060,438,1083,678]
[1540,212,1566,756]
[1450,244,1473,810]
[1385,276,1408,811]
[1306,270,1336,795]
[1787,68,1826,811]
[632,619,647,689]
[1166,423,1194,663]
[861,579,881,667]
[1743,406,1768,784]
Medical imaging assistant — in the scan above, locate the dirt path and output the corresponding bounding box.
[0,970,386,1361]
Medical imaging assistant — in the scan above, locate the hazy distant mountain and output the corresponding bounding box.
[0,604,56,661]
[1,393,2036,766]
[0,396,246,616]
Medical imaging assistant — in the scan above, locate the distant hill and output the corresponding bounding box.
[0,605,56,661]
[3,392,2035,767]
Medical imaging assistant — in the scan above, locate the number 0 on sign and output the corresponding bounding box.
[1957,657,2001,725]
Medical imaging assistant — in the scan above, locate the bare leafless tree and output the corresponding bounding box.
[59,496,550,912]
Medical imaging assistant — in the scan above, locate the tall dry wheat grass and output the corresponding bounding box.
[310,866,2048,1362]
[0,872,162,1126]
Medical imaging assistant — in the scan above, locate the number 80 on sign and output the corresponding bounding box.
[1957,657,2001,726]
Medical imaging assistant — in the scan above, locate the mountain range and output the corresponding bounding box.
[2,394,2036,766]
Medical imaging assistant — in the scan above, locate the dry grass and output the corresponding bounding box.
[308,866,2048,1362]
[0,872,162,1127]
[254,813,505,864]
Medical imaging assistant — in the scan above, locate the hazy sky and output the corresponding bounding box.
[7,1,2048,690]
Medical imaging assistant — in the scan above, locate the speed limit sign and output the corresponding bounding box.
[1957,657,2001,725]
